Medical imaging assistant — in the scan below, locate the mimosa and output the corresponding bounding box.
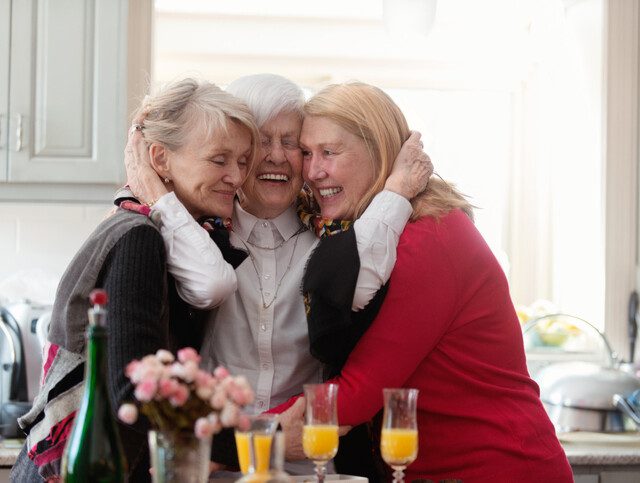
[302,425,339,461]
[380,428,418,465]
[235,432,273,473]
[381,388,419,483]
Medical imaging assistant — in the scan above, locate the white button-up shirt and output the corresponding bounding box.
[201,203,323,410]
[154,190,412,408]
[153,190,411,473]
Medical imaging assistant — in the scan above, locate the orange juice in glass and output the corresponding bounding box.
[381,388,419,483]
[380,428,418,465]
[303,383,339,483]
[302,424,339,461]
[234,413,278,475]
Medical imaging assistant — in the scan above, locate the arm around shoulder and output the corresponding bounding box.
[152,192,237,309]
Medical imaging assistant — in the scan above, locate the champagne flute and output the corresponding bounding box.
[381,388,419,483]
[302,383,339,483]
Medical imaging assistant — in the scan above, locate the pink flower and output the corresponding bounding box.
[125,360,141,381]
[177,347,201,364]
[213,366,230,379]
[207,413,222,434]
[169,361,197,382]
[196,384,214,401]
[195,370,214,388]
[118,403,139,424]
[134,378,158,402]
[169,383,189,407]
[127,356,164,384]
[220,401,240,427]
[158,378,179,398]
[181,361,199,383]
[194,417,215,439]
[155,349,175,363]
[209,387,227,410]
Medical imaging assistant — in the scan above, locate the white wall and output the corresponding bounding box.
[0,202,111,287]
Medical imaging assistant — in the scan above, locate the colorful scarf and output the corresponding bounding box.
[297,188,354,316]
[114,186,233,234]
[296,188,353,238]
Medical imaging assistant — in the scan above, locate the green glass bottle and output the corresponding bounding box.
[61,289,127,482]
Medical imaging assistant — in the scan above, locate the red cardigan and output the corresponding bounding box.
[275,210,572,482]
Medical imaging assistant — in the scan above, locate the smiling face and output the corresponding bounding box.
[166,120,252,220]
[239,111,304,219]
[301,116,376,220]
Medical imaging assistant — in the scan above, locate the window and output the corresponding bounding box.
[153,0,615,334]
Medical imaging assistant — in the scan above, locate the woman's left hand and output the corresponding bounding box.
[384,130,433,199]
[278,397,307,461]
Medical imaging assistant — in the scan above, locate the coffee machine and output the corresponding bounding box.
[0,301,50,438]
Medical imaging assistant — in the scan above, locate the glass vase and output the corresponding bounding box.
[148,429,212,483]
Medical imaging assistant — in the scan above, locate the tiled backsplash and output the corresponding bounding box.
[0,202,112,283]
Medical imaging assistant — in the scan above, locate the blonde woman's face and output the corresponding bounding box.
[300,116,375,220]
[166,121,252,220]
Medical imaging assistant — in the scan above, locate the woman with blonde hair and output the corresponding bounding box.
[276,82,573,482]
[11,78,259,482]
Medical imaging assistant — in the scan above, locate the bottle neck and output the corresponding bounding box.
[84,325,108,389]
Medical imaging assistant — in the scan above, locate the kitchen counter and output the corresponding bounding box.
[559,432,640,481]
[0,440,21,467]
[560,431,640,465]
[1,433,640,476]
[0,440,21,483]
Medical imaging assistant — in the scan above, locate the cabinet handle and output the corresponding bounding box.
[15,114,23,152]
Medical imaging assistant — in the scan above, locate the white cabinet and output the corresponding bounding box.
[0,0,9,179]
[0,0,128,201]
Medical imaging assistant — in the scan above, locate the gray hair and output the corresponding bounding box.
[225,74,305,128]
[134,78,259,155]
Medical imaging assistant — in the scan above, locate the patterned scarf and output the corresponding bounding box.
[297,187,353,316]
[296,187,353,238]
[114,186,233,234]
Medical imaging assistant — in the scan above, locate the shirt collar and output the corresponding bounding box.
[232,200,307,243]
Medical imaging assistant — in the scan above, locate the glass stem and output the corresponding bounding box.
[314,462,327,483]
[392,466,406,483]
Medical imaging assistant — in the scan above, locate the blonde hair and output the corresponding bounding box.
[133,78,260,164]
[304,82,473,221]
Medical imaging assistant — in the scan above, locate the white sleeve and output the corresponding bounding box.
[151,192,237,309]
[352,190,412,311]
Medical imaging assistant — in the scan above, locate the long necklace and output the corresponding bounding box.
[236,230,302,309]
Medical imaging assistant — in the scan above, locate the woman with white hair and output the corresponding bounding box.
[124,73,431,476]
[11,78,260,482]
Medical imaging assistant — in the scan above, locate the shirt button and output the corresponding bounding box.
[262,221,268,228]
[264,292,271,297]
[168,199,176,206]
[260,324,266,331]
[263,274,271,280]
[258,401,264,408]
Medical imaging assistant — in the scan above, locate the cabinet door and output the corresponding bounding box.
[0,0,9,181]
[7,0,127,184]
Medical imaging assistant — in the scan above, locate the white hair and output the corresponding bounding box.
[225,74,305,128]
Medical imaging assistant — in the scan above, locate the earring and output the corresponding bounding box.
[164,177,170,184]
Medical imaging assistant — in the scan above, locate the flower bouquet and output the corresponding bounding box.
[118,347,254,483]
